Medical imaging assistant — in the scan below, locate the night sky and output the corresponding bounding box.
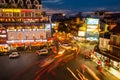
[41,0,120,15]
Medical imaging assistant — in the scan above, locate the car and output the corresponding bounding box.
[61,43,72,50]
[9,52,20,58]
[71,46,78,51]
[58,49,65,55]
[35,48,48,56]
[50,46,57,54]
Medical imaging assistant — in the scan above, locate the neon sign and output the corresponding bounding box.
[2,9,21,13]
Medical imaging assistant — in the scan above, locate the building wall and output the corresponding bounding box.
[110,34,120,58]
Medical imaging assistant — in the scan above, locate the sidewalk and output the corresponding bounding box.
[105,67,120,79]
[77,54,119,80]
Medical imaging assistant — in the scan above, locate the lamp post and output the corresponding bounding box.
[48,15,52,37]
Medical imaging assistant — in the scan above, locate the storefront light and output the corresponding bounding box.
[0,35,6,37]
[29,29,32,31]
[21,40,24,43]
[33,29,36,31]
[7,29,9,32]
[18,29,21,31]
[87,25,98,29]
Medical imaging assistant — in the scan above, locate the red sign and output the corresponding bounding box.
[21,10,32,12]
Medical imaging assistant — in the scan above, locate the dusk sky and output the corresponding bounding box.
[41,0,120,15]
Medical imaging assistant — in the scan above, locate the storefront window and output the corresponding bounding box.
[18,33,22,40]
[8,26,15,30]
[2,13,9,17]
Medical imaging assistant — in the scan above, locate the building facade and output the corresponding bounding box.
[0,0,52,52]
[94,23,120,79]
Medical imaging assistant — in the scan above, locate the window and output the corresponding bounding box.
[13,13,20,17]
[25,12,31,17]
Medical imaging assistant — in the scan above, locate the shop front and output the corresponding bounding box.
[0,44,9,55]
[93,51,120,79]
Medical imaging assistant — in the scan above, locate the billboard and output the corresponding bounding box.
[86,18,99,25]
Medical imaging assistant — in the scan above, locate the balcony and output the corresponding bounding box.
[109,42,120,49]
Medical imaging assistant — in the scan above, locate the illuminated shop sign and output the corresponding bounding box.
[0,30,6,33]
[2,30,6,33]
[2,9,21,13]
[86,28,98,32]
[78,31,85,36]
[21,10,32,12]
[86,18,99,25]
[0,35,7,37]
[87,25,98,29]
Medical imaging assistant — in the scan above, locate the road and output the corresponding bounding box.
[0,42,119,80]
[0,52,47,80]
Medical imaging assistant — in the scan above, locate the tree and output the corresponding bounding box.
[58,22,69,33]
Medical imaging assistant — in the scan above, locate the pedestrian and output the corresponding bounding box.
[98,65,104,74]
[81,64,86,74]
[97,60,102,65]
[85,53,89,59]
[97,60,102,69]
[117,63,120,70]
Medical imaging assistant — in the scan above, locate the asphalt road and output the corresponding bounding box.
[0,43,119,80]
[0,52,46,80]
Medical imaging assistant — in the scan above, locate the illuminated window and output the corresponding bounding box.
[8,26,15,30]
[18,33,22,40]
[35,12,41,17]
[25,12,32,17]
[26,34,29,40]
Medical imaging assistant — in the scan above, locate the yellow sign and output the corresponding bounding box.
[105,24,109,32]
[2,9,21,13]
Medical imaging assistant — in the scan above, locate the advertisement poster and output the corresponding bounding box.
[7,30,46,40]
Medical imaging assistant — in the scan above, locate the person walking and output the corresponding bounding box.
[81,64,86,74]
[97,60,102,69]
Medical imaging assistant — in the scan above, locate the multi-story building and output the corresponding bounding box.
[94,22,120,79]
[109,23,120,59]
[0,0,52,51]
